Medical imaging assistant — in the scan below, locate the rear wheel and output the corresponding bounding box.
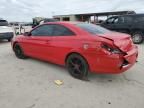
[132,32,143,44]
[66,54,89,80]
[14,43,27,59]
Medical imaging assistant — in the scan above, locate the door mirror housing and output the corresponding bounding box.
[105,20,109,24]
[24,32,31,36]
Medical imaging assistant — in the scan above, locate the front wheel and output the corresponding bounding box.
[66,54,89,80]
[132,32,144,44]
[14,43,27,59]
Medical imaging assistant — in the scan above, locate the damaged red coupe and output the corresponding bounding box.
[11,22,138,79]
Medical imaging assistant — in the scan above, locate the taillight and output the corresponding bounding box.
[101,43,123,54]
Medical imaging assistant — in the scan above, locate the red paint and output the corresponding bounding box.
[11,22,138,74]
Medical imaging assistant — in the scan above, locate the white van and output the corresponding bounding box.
[0,20,14,42]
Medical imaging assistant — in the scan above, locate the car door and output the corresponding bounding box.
[47,24,76,64]
[111,16,128,33]
[21,24,54,60]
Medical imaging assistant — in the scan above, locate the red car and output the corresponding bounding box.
[11,22,138,79]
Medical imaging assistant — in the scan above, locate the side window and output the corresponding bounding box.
[125,16,133,23]
[106,17,115,24]
[31,25,53,36]
[52,25,75,36]
[113,17,124,24]
[113,18,118,24]
[118,17,124,23]
[106,17,124,24]
[135,16,144,23]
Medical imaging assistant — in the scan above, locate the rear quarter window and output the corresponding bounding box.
[52,25,75,36]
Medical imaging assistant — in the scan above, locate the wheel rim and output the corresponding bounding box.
[14,45,22,57]
[132,34,143,43]
[68,57,85,77]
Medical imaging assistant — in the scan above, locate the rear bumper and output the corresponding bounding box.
[0,32,14,39]
[89,45,138,74]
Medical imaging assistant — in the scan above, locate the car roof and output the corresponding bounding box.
[111,14,144,18]
[0,19,8,22]
[44,21,84,25]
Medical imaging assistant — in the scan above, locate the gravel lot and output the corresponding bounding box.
[0,41,144,108]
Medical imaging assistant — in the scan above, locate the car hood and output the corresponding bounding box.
[97,32,133,52]
[0,26,14,33]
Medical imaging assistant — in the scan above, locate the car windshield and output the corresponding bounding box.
[0,20,8,26]
[76,23,110,35]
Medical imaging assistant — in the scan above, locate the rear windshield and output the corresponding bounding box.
[76,23,110,34]
[0,20,8,26]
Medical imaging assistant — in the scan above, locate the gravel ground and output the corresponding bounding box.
[0,41,144,108]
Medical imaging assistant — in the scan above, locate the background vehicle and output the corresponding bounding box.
[101,14,144,44]
[11,22,138,80]
[0,19,14,42]
[32,17,58,28]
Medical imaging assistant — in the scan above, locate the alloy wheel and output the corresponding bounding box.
[132,33,143,44]
[14,44,27,59]
[66,54,88,79]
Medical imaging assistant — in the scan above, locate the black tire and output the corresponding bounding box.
[132,32,144,44]
[14,43,27,59]
[66,54,89,80]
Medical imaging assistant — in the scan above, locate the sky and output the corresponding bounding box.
[0,0,144,22]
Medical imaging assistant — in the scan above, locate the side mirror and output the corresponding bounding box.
[24,32,31,36]
[105,21,109,24]
[100,21,106,26]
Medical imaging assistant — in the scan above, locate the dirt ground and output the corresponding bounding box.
[0,41,144,108]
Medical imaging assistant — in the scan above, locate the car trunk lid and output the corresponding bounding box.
[97,32,133,52]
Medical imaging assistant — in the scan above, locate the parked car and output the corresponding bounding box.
[101,14,144,44]
[11,22,138,80]
[0,19,14,42]
[39,18,58,25]
[11,23,19,29]
[32,17,58,28]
